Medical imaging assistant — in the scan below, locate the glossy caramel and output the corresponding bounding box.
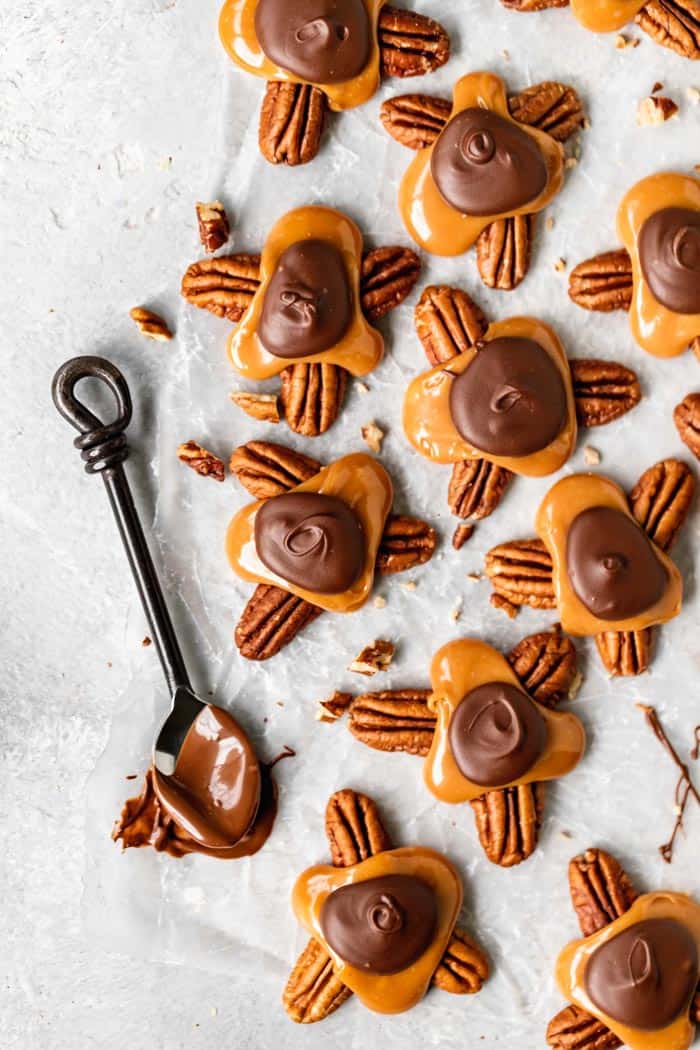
[570,0,644,32]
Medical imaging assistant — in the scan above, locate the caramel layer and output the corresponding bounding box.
[397,72,564,256]
[402,316,577,476]
[226,453,393,613]
[536,474,682,636]
[218,0,383,110]
[423,639,585,804]
[292,846,462,1013]
[556,892,700,1050]
[228,206,383,381]
[570,0,644,32]
[618,172,700,359]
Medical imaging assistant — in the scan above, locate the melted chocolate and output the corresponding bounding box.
[448,682,547,786]
[254,491,365,593]
[430,109,548,216]
[566,506,668,621]
[638,207,700,315]
[258,239,353,359]
[585,918,698,1030]
[254,0,371,84]
[448,337,568,456]
[320,874,437,974]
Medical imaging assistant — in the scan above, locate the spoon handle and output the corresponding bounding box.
[52,355,191,697]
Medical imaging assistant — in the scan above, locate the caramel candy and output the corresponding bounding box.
[570,0,645,33]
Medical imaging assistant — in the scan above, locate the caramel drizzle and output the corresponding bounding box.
[267,744,297,770]
[637,704,700,863]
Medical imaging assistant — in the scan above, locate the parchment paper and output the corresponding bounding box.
[83,3,700,1045]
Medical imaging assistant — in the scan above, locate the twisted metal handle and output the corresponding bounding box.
[52,355,132,473]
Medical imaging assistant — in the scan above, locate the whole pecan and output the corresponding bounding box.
[431,928,490,995]
[476,214,535,291]
[508,81,585,143]
[229,440,321,499]
[629,458,695,552]
[259,81,327,166]
[235,584,323,661]
[181,253,261,322]
[448,459,513,520]
[348,688,436,755]
[484,539,556,609]
[636,0,700,59]
[379,93,451,149]
[674,392,700,460]
[568,250,633,312]
[283,938,352,1024]
[415,285,489,365]
[280,362,348,436]
[546,1003,622,1050]
[507,628,578,708]
[595,628,654,677]
[470,783,546,867]
[378,6,450,78]
[570,358,641,427]
[569,848,638,936]
[360,245,421,321]
[376,514,437,574]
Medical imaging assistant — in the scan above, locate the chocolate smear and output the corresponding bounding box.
[255,0,371,84]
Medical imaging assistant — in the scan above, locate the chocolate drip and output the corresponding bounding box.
[637,704,700,864]
[638,207,700,315]
[255,0,371,84]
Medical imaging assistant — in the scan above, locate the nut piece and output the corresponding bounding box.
[674,392,700,460]
[230,390,280,423]
[571,358,641,427]
[476,214,535,292]
[348,640,395,676]
[452,523,475,549]
[348,688,436,755]
[283,937,352,1024]
[177,440,225,482]
[195,201,230,253]
[636,0,700,60]
[596,628,654,677]
[500,0,569,10]
[317,691,353,724]
[636,94,679,125]
[431,927,490,994]
[508,81,585,143]
[259,81,327,166]
[229,441,321,500]
[280,363,347,436]
[235,584,323,661]
[415,285,489,365]
[377,5,450,78]
[181,254,261,322]
[546,1003,622,1050]
[376,514,437,574]
[507,628,578,708]
[448,459,514,520]
[130,307,173,341]
[485,538,556,609]
[470,783,546,867]
[629,458,695,552]
[569,848,638,936]
[379,93,451,149]
[361,421,385,454]
[325,788,392,867]
[360,245,421,321]
[568,250,633,312]
[490,593,519,618]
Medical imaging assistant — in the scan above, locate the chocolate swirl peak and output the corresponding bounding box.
[448,337,568,456]
[320,874,438,974]
[585,918,698,1030]
[254,0,371,84]
[430,109,548,216]
[566,506,668,621]
[638,207,700,315]
[254,491,365,593]
[448,682,547,786]
[258,239,353,360]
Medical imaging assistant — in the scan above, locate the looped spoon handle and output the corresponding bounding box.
[52,356,203,773]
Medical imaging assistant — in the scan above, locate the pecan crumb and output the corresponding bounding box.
[545,216,555,231]
[361,421,385,454]
[356,381,370,395]
[554,257,566,272]
[652,80,664,92]
[467,571,482,581]
[142,636,152,647]
[177,440,225,482]
[196,200,230,253]
[230,390,280,423]
[568,670,583,699]
[450,597,463,622]
[130,306,173,341]
[584,445,601,465]
[316,691,353,723]
[373,595,387,609]
[490,593,519,619]
[636,95,679,125]
[453,523,475,550]
[564,156,578,170]
[401,579,417,592]
[348,640,395,676]
[687,86,700,104]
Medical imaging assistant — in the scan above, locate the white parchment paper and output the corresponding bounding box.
[84,3,700,1045]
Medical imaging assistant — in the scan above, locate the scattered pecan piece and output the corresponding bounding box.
[546,1003,622,1050]
[448,459,513,520]
[177,440,224,482]
[181,254,261,322]
[325,788,392,866]
[316,691,353,724]
[376,514,437,574]
[230,390,280,423]
[235,585,323,661]
[283,938,352,1024]
[431,928,490,994]
[452,523,475,549]
[280,363,347,436]
[636,0,700,60]
[415,285,489,365]
[636,93,679,125]
[595,628,654,677]
[361,420,385,454]
[470,783,546,867]
[507,628,578,708]
[508,81,585,143]
[501,0,569,10]
[378,6,450,78]
[228,441,321,499]
[130,306,172,341]
[195,200,230,253]
[348,688,435,755]
[485,539,556,609]
[476,214,535,291]
[569,848,638,936]
[629,458,695,552]
[490,593,519,618]
[259,81,327,166]
[571,358,641,427]
[348,639,395,676]
[360,246,421,321]
[379,93,451,149]
[568,250,633,312]
[674,392,700,460]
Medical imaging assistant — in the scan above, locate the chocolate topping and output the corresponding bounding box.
[254,491,365,593]
[448,682,547,786]
[254,0,371,84]
[448,337,568,456]
[566,506,668,621]
[638,207,700,315]
[430,109,548,216]
[258,239,353,359]
[585,918,698,1030]
[320,874,438,974]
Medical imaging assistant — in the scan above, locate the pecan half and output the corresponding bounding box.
[568,250,633,313]
[195,200,230,253]
[283,938,352,1024]
[629,458,695,552]
[448,459,513,520]
[571,358,641,427]
[569,848,638,936]
[501,0,569,9]
[546,1003,622,1050]
[485,539,556,609]
[470,783,546,867]
[674,392,700,460]
[415,285,489,365]
[259,81,327,166]
[595,628,654,677]
[235,585,322,661]
[431,928,490,994]
[229,441,321,499]
[325,788,392,866]
[476,214,535,291]
[376,514,437,574]
[378,6,450,78]
[360,245,421,321]
[348,688,435,755]
[636,0,700,60]
[507,628,578,708]
[130,307,173,341]
[280,363,347,436]
[181,254,261,322]
[177,440,225,481]
[379,93,451,149]
[508,81,585,143]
